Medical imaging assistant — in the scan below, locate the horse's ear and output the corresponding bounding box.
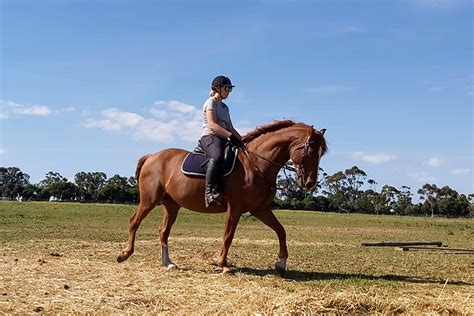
[319,128,326,136]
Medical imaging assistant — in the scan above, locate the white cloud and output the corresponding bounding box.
[0,100,53,117]
[352,152,396,164]
[15,105,52,116]
[425,157,442,167]
[0,100,75,118]
[83,100,254,144]
[83,101,203,143]
[451,168,472,175]
[408,172,437,183]
[305,85,355,94]
[0,148,6,155]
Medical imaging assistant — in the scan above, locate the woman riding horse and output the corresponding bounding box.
[200,75,244,207]
[116,80,327,275]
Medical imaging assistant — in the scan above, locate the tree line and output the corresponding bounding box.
[0,167,138,204]
[273,165,473,217]
[1,166,472,217]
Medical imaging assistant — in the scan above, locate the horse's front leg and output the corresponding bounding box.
[251,210,288,276]
[219,205,241,274]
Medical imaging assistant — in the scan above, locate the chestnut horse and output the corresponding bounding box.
[117,120,327,274]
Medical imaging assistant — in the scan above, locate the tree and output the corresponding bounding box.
[290,198,304,210]
[395,186,413,215]
[314,195,329,212]
[322,166,368,212]
[324,171,346,197]
[344,166,367,203]
[354,194,375,213]
[436,186,470,217]
[380,185,399,214]
[404,204,422,216]
[40,172,67,188]
[417,184,439,217]
[275,172,305,201]
[368,179,377,191]
[21,184,40,201]
[468,194,474,217]
[128,177,139,203]
[315,167,327,194]
[98,174,133,203]
[324,171,349,211]
[74,172,107,202]
[0,167,31,200]
[39,171,78,201]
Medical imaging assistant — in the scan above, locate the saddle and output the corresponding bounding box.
[181,142,238,177]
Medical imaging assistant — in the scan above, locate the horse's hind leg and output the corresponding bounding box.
[159,199,180,269]
[117,187,163,263]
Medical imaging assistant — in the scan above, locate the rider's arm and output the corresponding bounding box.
[228,121,242,140]
[206,109,232,139]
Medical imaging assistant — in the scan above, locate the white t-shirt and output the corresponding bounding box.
[201,97,233,137]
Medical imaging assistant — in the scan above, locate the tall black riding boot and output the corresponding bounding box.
[205,158,223,207]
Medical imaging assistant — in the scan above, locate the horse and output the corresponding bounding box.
[117,120,327,275]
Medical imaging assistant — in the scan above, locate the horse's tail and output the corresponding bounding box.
[135,154,151,186]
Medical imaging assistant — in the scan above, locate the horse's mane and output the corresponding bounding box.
[242,119,328,155]
[242,120,296,143]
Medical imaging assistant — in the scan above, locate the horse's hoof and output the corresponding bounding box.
[117,252,127,263]
[166,263,177,270]
[222,267,234,275]
[275,263,286,277]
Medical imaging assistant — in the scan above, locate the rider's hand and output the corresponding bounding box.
[228,134,245,149]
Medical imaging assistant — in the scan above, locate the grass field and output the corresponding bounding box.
[1,201,473,314]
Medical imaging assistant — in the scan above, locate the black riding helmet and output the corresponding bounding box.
[211,75,235,91]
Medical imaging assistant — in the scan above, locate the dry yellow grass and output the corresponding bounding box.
[1,238,473,314]
[0,202,473,314]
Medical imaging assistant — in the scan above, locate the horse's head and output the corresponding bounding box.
[289,126,327,191]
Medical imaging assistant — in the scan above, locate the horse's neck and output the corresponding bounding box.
[247,128,301,172]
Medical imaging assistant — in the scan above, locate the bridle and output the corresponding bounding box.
[242,132,315,192]
[290,134,314,190]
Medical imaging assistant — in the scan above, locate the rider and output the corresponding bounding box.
[200,75,245,207]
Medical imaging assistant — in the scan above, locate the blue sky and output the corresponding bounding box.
[1,0,472,196]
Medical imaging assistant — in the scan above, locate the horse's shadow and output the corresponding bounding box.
[236,267,472,286]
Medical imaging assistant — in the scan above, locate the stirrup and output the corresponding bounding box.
[205,192,223,207]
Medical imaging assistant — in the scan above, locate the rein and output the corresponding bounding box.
[242,148,294,191]
[242,134,312,192]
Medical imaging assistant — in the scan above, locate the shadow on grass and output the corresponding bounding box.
[236,267,472,286]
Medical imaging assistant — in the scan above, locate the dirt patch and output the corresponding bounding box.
[1,239,472,314]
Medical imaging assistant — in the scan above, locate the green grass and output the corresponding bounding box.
[1,201,473,313]
[1,200,472,281]
[1,201,472,247]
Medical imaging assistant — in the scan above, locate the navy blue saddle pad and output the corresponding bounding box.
[181,146,238,177]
